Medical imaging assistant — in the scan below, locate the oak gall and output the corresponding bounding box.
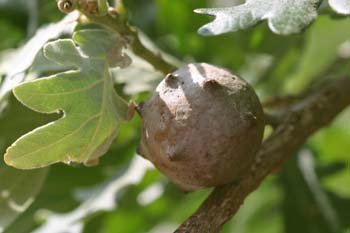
[138,63,264,191]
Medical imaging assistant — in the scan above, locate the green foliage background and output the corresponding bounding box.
[0,0,349,232]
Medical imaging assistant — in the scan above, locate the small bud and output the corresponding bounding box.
[57,0,77,13]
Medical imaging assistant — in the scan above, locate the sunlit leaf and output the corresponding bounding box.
[195,0,320,36]
[4,29,131,169]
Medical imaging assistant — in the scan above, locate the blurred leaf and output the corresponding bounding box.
[284,16,350,93]
[322,168,350,197]
[99,174,206,233]
[4,29,131,169]
[281,149,342,233]
[0,20,24,50]
[329,0,350,15]
[0,12,78,103]
[0,50,18,78]
[316,162,347,178]
[298,150,342,232]
[34,156,153,233]
[0,166,48,233]
[238,53,274,84]
[308,108,350,197]
[112,52,162,95]
[0,95,54,233]
[195,0,320,36]
[222,177,283,233]
[0,0,28,13]
[327,191,350,228]
[309,108,350,162]
[3,130,140,233]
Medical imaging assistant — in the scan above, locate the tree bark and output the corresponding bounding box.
[175,76,350,233]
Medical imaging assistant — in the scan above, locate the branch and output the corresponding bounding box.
[175,76,350,233]
[87,11,177,75]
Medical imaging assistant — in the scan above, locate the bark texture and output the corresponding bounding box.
[175,76,350,233]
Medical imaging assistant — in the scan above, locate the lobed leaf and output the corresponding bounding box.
[195,0,321,36]
[4,29,131,169]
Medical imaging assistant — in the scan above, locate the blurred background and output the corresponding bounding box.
[0,0,349,232]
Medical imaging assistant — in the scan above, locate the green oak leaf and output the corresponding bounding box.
[195,0,320,36]
[4,29,132,169]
